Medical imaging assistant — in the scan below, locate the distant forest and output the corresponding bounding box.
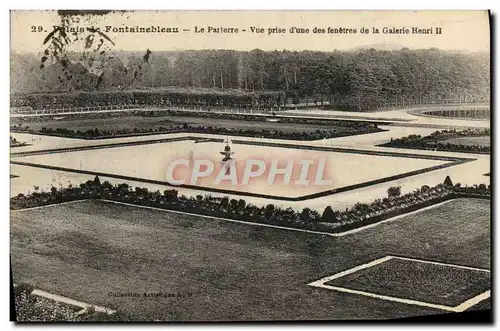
[10,48,490,111]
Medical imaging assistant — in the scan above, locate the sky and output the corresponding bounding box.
[10,10,490,54]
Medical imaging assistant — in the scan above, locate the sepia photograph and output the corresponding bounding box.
[9,9,491,322]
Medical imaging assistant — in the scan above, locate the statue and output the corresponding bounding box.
[220,138,234,162]
[220,138,235,174]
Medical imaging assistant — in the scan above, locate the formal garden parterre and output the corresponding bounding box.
[11,191,491,321]
[381,128,490,154]
[11,110,384,141]
[11,137,471,201]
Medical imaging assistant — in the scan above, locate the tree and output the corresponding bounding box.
[443,175,453,187]
[220,197,229,209]
[300,207,312,222]
[264,204,275,218]
[237,199,246,210]
[164,189,178,201]
[102,181,113,190]
[421,185,430,193]
[321,206,335,222]
[387,186,401,198]
[230,199,239,209]
[118,183,130,191]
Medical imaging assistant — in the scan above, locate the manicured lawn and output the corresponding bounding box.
[10,198,490,321]
[325,257,490,307]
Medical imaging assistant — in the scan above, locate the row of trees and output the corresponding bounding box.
[383,128,491,154]
[11,176,491,233]
[11,48,489,111]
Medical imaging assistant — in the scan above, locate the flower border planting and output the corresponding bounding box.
[11,111,385,141]
[13,283,127,322]
[10,177,490,235]
[380,128,491,154]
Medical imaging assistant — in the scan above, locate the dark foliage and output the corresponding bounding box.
[11,179,490,234]
[13,113,382,141]
[382,128,490,154]
[11,48,489,111]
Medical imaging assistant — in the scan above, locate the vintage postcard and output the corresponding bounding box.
[9,10,491,322]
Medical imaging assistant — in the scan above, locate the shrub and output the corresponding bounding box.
[14,283,34,296]
[321,206,336,223]
[220,197,229,209]
[264,204,275,218]
[10,177,490,236]
[237,199,246,209]
[443,175,453,187]
[421,185,430,193]
[387,186,402,198]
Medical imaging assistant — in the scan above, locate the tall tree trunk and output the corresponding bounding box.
[284,67,289,91]
[244,69,248,90]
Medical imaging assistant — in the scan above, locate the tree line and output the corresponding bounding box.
[11,48,489,111]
